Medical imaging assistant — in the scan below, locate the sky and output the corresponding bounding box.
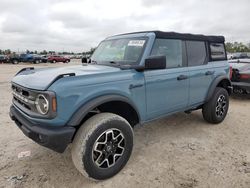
[0,0,249,52]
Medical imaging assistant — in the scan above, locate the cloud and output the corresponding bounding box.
[0,0,249,52]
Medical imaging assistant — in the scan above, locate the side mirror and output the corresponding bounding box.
[82,57,88,63]
[145,56,166,70]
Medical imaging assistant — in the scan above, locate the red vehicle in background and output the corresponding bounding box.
[229,59,250,94]
[47,55,70,63]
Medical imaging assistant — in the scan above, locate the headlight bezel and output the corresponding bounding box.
[35,94,50,115]
[33,91,57,118]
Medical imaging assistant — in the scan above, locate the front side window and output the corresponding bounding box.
[151,39,183,68]
[210,43,226,61]
[91,38,147,65]
[186,41,207,66]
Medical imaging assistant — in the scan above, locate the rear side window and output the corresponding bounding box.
[151,39,183,68]
[186,41,207,66]
[210,43,226,61]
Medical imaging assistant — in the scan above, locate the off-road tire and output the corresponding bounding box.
[12,60,19,64]
[71,113,133,180]
[202,87,229,124]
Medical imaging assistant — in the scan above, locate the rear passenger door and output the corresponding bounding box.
[144,39,189,120]
[186,41,215,106]
[58,56,63,61]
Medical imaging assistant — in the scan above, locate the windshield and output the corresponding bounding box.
[91,38,147,65]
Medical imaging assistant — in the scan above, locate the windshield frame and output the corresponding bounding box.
[90,37,149,67]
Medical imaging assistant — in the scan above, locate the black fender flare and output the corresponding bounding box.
[205,75,232,102]
[67,95,141,126]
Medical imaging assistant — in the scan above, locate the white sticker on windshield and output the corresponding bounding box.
[128,40,145,47]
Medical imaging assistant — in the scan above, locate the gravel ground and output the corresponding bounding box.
[0,61,250,188]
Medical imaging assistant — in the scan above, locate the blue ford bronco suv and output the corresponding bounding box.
[10,31,232,180]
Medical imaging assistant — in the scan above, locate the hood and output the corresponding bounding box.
[12,65,120,90]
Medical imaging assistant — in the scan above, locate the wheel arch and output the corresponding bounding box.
[67,95,141,128]
[206,75,232,102]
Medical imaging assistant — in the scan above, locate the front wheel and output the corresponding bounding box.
[71,113,133,180]
[34,59,40,64]
[202,87,229,124]
[12,60,19,64]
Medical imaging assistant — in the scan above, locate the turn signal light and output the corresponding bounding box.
[52,97,57,112]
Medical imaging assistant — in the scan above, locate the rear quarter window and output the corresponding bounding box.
[210,43,226,61]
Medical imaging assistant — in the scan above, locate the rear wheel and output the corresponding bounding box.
[71,113,133,180]
[202,87,229,124]
[53,60,56,63]
[34,59,40,64]
[12,60,19,64]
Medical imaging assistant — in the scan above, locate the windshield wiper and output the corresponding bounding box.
[96,61,120,67]
[90,59,98,64]
[89,59,118,65]
[120,64,144,71]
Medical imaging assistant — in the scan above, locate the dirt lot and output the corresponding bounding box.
[0,61,250,188]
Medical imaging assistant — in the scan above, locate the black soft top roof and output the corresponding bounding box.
[117,30,225,43]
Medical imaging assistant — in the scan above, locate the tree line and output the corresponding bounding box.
[0,47,96,56]
[225,42,250,53]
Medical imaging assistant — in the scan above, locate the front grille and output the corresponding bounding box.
[12,84,37,112]
[12,85,31,97]
[13,96,31,110]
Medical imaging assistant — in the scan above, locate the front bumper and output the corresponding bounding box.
[232,82,250,93]
[9,105,75,153]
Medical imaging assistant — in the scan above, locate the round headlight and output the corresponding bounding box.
[35,94,49,115]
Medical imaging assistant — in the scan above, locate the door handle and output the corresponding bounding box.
[177,75,188,80]
[129,84,144,89]
[205,71,215,75]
